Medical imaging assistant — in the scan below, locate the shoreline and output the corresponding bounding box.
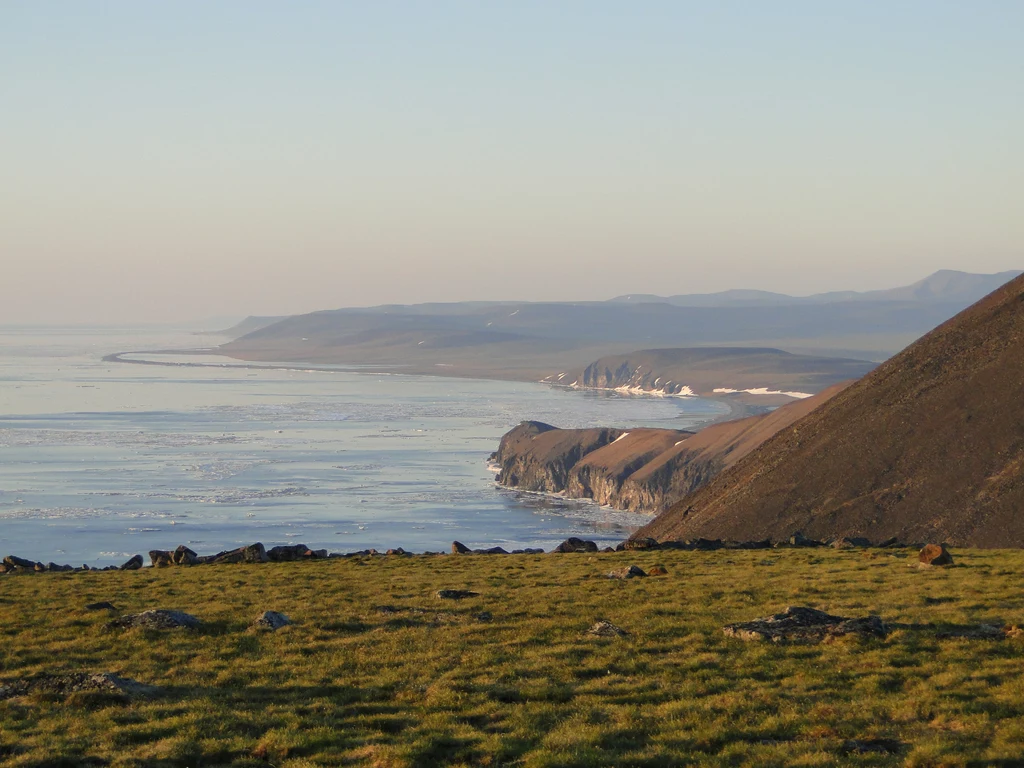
[103,348,777,427]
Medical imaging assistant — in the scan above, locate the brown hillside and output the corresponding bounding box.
[634,273,1024,547]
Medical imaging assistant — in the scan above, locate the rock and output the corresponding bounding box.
[877,537,901,548]
[839,739,904,755]
[120,555,143,571]
[0,672,159,701]
[266,544,309,562]
[689,538,723,551]
[34,562,46,572]
[149,550,173,567]
[109,609,201,630]
[788,532,823,547]
[523,548,544,554]
[733,539,772,550]
[475,546,509,555]
[553,537,598,554]
[587,620,628,637]
[252,611,291,630]
[724,606,887,643]
[46,562,74,572]
[305,548,328,559]
[623,537,659,551]
[648,565,668,576]
[936,624,1006,640]
[3,555,39,569]
[475,611,493,622]
[451,541,471,554]
[436,590,479,600]
[171,545,198,566]
[607,565,647,580]
[919,543,953,566]
[0,563,8,574]
[243,543,269,563]
[601,546,615,553]
[385,547,408,556]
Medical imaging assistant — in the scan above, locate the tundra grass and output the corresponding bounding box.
[2,548,1024,767]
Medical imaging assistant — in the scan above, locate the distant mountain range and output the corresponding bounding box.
[634,271,1024,547]
[608,269,1022,307]
[216,270,1020,381]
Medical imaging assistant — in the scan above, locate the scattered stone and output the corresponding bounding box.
[84,601,118,611]
[724,606,887,643]
[607,565,647,580]
[385,547,409,556]
[120,554,143,571]
[252,611,291,630]
[451,541,471,554]
[109,609,201,630]
[587,620,628,637]
[0,672,159,701]
[788,532,823,547]
[475,546,509,555]
[919,544,954,566]
[172,545,198,566]
[839,738,904,755]
[266,544,310,562]
[149,550,173,567]
[553,537,598,554]
[3,555,39,569]
[436,590,479,600]
[648,565,668,576]
[623,537,658,551]
[475,611,493,622]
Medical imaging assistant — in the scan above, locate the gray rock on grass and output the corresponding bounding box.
[587,620,628,637]
[252,611,291,630]
[607,565,647,580]
[724,606,886,643]
[436,589,479,600]
[109,609,201,630]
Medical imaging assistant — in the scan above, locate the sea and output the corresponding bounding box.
[0,327,729,566]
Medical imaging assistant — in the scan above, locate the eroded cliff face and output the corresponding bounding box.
[491,384,849,515]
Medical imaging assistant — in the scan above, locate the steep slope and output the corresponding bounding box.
[491,384,847,513]
[634,273,1024,547]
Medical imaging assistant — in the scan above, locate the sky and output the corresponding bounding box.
[2,1,1022,325]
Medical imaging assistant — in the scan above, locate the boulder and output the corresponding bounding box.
[120,555,143,571]
[171,545,197,566]
[266,544,309,562]
[553,537,598,553]
[252,611,291,630]
[474,546,509,555]
[436,589,479,600]
[305,549,328,559]
[724,606,886,643]
[244,542,269,563]
[475,611,493,622]
[623,537,659,551]
[3,555,38,569]
[0,563,8,574]
[919,544,954,566]
[451,541,471,554]
[788,532,823,547]
[0,672,159,702]
[607,565,647,580]
[46,562,74,572]
[109,609,201,630]
[587,620,628,637]
[149,550,173,567]
[648,565,669,576]
[877,537,901,548]
[385,547,408,556]
[689,538,723,551]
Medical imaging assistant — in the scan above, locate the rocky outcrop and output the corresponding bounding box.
[492,385,847,515]
[109,609,201,630]
[723,606,887,643]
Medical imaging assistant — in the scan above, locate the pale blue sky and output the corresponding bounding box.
[2,1,1022,323]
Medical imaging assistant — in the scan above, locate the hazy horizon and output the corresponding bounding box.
[3,2,1022,324]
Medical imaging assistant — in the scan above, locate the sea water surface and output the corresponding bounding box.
[0,328,728,565]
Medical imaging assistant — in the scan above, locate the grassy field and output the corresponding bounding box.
[2,548,1024,767]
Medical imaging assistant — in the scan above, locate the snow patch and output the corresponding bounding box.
[613,432,630,443]
[714,387,813,399]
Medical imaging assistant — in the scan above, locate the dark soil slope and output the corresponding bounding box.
[635,273,1024,547]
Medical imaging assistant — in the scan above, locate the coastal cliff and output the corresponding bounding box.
[491,383,847,514]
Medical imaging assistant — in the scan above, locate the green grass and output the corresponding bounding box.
[2,548,1024,767]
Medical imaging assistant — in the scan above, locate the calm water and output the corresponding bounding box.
[0,328,727,566]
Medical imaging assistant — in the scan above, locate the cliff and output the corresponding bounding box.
[633,272,1024,547]
[491,383,847,513]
